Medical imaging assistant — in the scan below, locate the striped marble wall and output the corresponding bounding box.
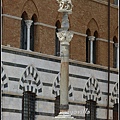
[1,46,118,120]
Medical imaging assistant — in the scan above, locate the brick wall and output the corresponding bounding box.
[2,0,118,67]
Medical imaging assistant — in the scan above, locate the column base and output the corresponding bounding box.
[55,112,76,120]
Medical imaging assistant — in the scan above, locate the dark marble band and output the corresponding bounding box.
[60,104,69,110]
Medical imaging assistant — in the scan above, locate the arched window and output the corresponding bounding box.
[20,11,28,50]
[55,20,61,56]
[86,29,91,63]
[113,36,118,68]
[22,91,36,120]
[85,100,96,120]
[54,95,60,116]
[83,77,101,120]
[30,14,37,51]
[114,0,118,5]
[93,31,98,64]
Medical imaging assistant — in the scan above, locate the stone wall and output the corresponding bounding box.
[1,46,118,120]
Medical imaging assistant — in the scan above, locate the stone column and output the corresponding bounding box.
[114,43,119,69]
[88,36,95,64]
[25,20,33,50]
[56,30,74,119]
[55,0,75,119]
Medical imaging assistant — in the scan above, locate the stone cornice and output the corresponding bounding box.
[2,14,22,20]
[1,45,118,73]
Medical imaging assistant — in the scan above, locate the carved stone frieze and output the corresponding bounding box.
[57,30,73,45]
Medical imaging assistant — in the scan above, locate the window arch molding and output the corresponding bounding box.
[1,62,9,90]
[19,64,43,95]
[83,76,102,102]
[111,82,118,104]
[52,72,73,98]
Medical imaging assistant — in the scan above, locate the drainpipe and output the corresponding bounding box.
[107,0,110,120]
[1,0,2,119]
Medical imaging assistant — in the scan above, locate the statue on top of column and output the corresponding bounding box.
[56,0,73,14]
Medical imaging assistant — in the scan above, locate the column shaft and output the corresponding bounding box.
[27,27,30,50]
[25,20,33,50]
[60,45,69,111]
[90,40,93,63]
[88,36,95,64]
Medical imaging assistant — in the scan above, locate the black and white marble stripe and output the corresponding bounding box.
[1,63,8,89]
[83,77,101,102]
[52,72,73,98]
[19,65,43,95]
[111,82,118,104]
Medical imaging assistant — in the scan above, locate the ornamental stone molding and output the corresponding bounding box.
[57,30,73,45]
[25,20,33,28]
[56,0,73,14]
[83,77,102,102]
[88,36,95,41]
[114,43,118,47]
[19,65,43,95]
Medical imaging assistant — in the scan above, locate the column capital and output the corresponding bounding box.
[25,20,33,29]
[57,30,73,45]
[56,0,73,14]
[88,36,95,41]
[114,43,118,47]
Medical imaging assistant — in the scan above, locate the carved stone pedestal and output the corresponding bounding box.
[55,112,76,120]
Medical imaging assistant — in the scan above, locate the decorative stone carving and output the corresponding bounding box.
[88,36,95,41]
[56,0,73,14]
[57,30,73,45]
[114,43,118,48]
[25,20,33,29]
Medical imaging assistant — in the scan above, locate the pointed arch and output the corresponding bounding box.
[19,65,43,95]
[30,14,38,51]
[113,27,118,41]
[1,63,9,89]
[31,13,38,22]
[22,0,39,19]
[52,72,73,98]
[20,11,28,49]
[21,11,28,20]
[113,36,118,43]
[86,28,91,63]
[83,77,101,102]
[86,28,91,36]
[87,18,99,35]
[111,82,118,104]
[94,30,99,38]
